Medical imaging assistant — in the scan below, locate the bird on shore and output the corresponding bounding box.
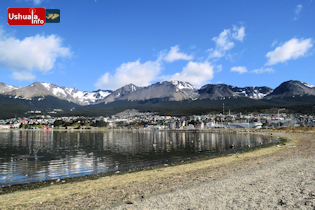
[230,144,235,149]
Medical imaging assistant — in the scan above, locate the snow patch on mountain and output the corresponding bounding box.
[228,86,273,99]
[302,82,315,88]
[171,80,196,90]
[39,82,112,105]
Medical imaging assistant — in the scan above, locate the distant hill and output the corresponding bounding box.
[1,80,315,117]
[266,80,315,98]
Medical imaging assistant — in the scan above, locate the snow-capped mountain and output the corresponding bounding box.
[111,81,198,102]
[0,82,20,93]
[41,83,112,105]
[265,80,315,98]
[100,84,141,103]
[1,80,315,108]
[2,82,112,105]
[227,86,273,99]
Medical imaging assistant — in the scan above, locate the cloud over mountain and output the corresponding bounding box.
[230,66,247,74]
[0,32,71,80]
[208,25,245,59]
[265,38,313,65]
[95,58,162,90]
[251,67,274,74]
[164,45,193,62]
[168,61,214,87]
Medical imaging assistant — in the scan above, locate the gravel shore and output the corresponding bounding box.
[106,133,315,210]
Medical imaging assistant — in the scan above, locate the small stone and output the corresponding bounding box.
[305,201,312,206]
[127,200,135,204]
[278,199,286,206]
[164,164,168,166]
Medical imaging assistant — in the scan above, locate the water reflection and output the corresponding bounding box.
[0,130,276,186]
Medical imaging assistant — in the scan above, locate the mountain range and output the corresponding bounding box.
[1,80,315,117]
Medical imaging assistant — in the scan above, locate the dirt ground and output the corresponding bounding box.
[0,130,314,209]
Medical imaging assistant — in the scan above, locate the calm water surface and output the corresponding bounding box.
[0,130,276,186]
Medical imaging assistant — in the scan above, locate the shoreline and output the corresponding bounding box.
[4,127,275,133]
[0,129,313,209]
[0,133,282,192]
[0,129,278,190]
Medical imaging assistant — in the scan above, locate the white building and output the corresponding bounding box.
[228,122,262,129]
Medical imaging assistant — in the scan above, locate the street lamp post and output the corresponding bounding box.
[278,108,286,128]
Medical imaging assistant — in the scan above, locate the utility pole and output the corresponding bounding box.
[223,103,224,115]
[278,108,286,128]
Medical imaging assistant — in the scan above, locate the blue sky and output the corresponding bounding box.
[0,0,314,91]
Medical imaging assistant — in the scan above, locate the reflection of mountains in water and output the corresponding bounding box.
[0,130,274,186]
[0,131,269,156]
[0,130,272,159]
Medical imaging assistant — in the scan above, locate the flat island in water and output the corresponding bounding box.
[0,129,277,186]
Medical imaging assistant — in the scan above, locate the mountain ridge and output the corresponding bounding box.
[0,80,314,109]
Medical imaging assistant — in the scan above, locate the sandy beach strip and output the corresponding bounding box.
[0,131,314,209]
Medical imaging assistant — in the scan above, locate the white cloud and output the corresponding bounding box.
[164,45,193,62]
[251,67,274,74]
[0,34,71,76]
[22,0,42,5]
[11,71,35,81]
[230,66,247,74]
[33,0,41,4]
[167,61,214,87]
[216,64,222,73]
[216,64,222,72]
[213,29,235,50]
[232,26,245,41]
[95,59,162,90]
[265,38,313,65]
[294,5,303,20]
[208,25,245,59]
[271,40,278,47]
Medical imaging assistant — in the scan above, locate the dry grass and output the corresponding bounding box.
[272,126,315,133]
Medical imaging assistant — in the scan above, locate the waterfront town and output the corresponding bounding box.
[0,109,313,130]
